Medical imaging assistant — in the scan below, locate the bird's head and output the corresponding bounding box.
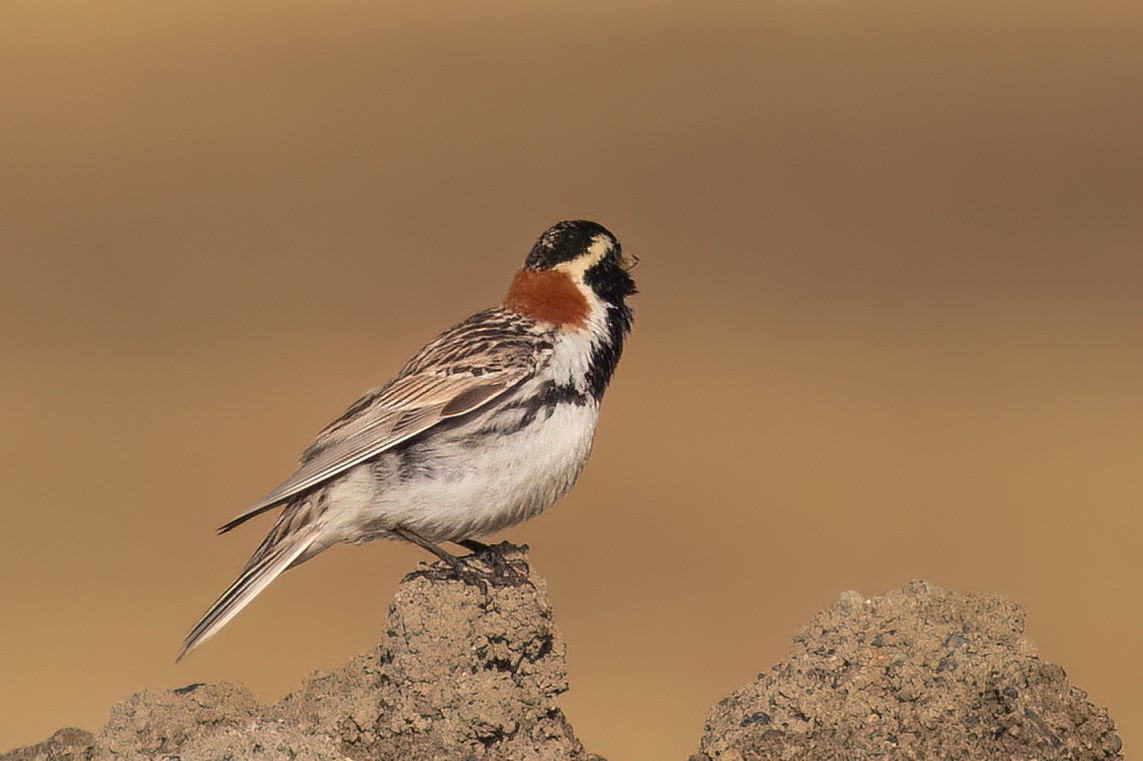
[506,220,637,328]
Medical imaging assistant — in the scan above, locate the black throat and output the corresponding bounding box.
[582,258,637,402]
[584,300,634,401]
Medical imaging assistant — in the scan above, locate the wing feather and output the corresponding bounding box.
[218,308,552,533]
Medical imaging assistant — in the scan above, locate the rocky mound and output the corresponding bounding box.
[4,543,598,761]
[692,579,1123,760]
[6,572,1124,760]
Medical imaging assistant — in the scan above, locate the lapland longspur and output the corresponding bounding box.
[179,220,637,659]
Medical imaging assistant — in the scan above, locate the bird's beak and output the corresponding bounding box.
[621,251,639,271]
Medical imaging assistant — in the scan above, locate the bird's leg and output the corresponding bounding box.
[393,528,464,572]
[396,528,528,590]
[456,538,492,554]
[394,527,489,591]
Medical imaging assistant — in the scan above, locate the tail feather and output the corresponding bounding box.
[178,522,321,661]
[217,499,286,535]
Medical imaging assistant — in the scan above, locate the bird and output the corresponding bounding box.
[178,220,637,660]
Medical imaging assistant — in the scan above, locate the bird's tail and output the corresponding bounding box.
[178,504,323,661]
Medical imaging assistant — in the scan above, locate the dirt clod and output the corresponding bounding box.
[692,579,1123,760]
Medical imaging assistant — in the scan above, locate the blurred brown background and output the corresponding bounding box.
[2,2,1141,758]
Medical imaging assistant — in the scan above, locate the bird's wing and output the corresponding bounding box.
[218,308,551,533]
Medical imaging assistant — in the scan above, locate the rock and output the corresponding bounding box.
[3,543,600,761]
[0,728,95,761]
[93,682,261,758]
[7,572,1125,760]
[693,579,1123,761]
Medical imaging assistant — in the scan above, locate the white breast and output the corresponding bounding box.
[334,384,600,544]
[546,294,611,393]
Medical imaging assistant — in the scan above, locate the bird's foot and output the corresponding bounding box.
[398,528,528,591]
[457,540,530,588]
